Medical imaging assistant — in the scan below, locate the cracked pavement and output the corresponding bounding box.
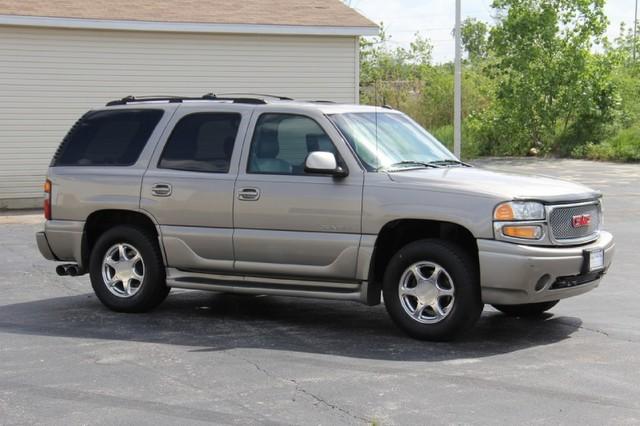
[1,158,639,425]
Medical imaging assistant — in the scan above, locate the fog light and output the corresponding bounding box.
[502,225,542,240]
[535,274,551,291]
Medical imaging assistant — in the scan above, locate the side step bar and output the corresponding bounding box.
[166,268,370,304]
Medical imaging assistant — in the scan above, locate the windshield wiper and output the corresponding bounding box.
[378,161,441,171]
[426,159,471,167]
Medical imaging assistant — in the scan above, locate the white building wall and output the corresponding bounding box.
[0,26,359,204]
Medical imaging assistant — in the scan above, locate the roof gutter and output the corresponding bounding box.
[0,14,379,36]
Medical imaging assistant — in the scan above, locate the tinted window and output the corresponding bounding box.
[248,114,337,175]
[53,109,163,166]
[159,113,241,173]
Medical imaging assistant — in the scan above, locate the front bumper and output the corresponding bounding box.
[478,231,615,305]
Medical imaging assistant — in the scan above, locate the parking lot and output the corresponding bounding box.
[1,158,639,425]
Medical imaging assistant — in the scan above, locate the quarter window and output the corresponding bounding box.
[53,109,163,166]
[248,114,337,175]
[159,113,241,173]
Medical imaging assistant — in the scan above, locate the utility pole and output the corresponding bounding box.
[454,0,462,158]
[634,0,638,61]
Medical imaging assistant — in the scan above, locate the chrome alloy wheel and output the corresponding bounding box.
[398,261,455,324]
[101,243,145,298]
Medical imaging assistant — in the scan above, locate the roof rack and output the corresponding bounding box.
[215,92,294,100]
[106,93,268,106]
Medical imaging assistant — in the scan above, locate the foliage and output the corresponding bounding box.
[431,124,481,159]
[360,25,433,107]
[611,22,640,65]
[483,0,616,155]
[358,3,639,162]
[461,18,489,61]
[579,126,640,161]
[359,24,493,151]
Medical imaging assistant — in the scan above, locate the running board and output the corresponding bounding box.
[166,268,369,303]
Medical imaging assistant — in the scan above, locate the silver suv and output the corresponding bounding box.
[36,94,615,340]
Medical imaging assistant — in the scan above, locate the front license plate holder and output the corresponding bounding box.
[583,248,605,273]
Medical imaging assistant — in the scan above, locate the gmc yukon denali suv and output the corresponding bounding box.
[36,94,615,340]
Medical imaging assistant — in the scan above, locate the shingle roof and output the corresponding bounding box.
[0,0,377,29]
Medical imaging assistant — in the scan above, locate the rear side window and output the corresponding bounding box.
[158,113,241,173]
[53,109,163,166]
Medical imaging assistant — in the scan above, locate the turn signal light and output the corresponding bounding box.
[44,179,52,220]
[502,225,542,240]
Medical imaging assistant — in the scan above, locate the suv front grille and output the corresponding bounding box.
[549,202,600,242]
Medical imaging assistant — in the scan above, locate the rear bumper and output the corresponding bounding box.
[478,231,615,305]
[36,231,58,261]
[35,220,85,266]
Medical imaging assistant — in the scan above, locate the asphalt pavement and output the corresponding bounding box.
[1,158,639,425]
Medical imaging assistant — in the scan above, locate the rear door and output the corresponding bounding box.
[233,107,364,281]
[140,104,251,272]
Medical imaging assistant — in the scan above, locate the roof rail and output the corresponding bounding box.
[106,93,268,106]
[215,92,294,100]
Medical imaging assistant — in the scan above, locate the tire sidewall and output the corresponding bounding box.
[383,239,482,341]
[90,225,167,312]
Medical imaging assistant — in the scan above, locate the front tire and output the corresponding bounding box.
[90,225,169,312]
[492,301,559,317]
[383,239,483,341]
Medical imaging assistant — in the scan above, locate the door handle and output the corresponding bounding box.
[151,183,172,197]
[237,187,260,201]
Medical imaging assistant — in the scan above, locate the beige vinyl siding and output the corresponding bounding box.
[0,26,358,201]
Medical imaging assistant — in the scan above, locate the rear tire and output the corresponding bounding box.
[492,301,559,317]
[383,239,483,341]
[90,225,169,312]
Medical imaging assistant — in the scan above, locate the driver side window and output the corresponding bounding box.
[248,113,337,176]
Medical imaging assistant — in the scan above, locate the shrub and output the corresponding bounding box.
[429,124,480,160]
[579,126,640,162]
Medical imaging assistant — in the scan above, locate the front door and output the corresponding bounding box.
[140,104,251,272]
[233,110,364,281]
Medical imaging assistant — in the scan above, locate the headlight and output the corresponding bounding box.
[494,201,545,221]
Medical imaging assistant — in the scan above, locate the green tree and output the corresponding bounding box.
[359,24,433,106]
[480,0,617,155]
[611,22,640,64]
[461,18,489,61]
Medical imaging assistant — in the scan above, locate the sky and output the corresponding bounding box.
[348,0,636,63]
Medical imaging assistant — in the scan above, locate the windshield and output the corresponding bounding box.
[328,111,457,171]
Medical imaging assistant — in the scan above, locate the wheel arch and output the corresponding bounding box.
[82,209,162,269]
[365,218,478,306]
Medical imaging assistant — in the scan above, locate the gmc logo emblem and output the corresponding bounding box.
[572,214,591,228]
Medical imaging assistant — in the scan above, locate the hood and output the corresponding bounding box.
[386,166,600,203]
